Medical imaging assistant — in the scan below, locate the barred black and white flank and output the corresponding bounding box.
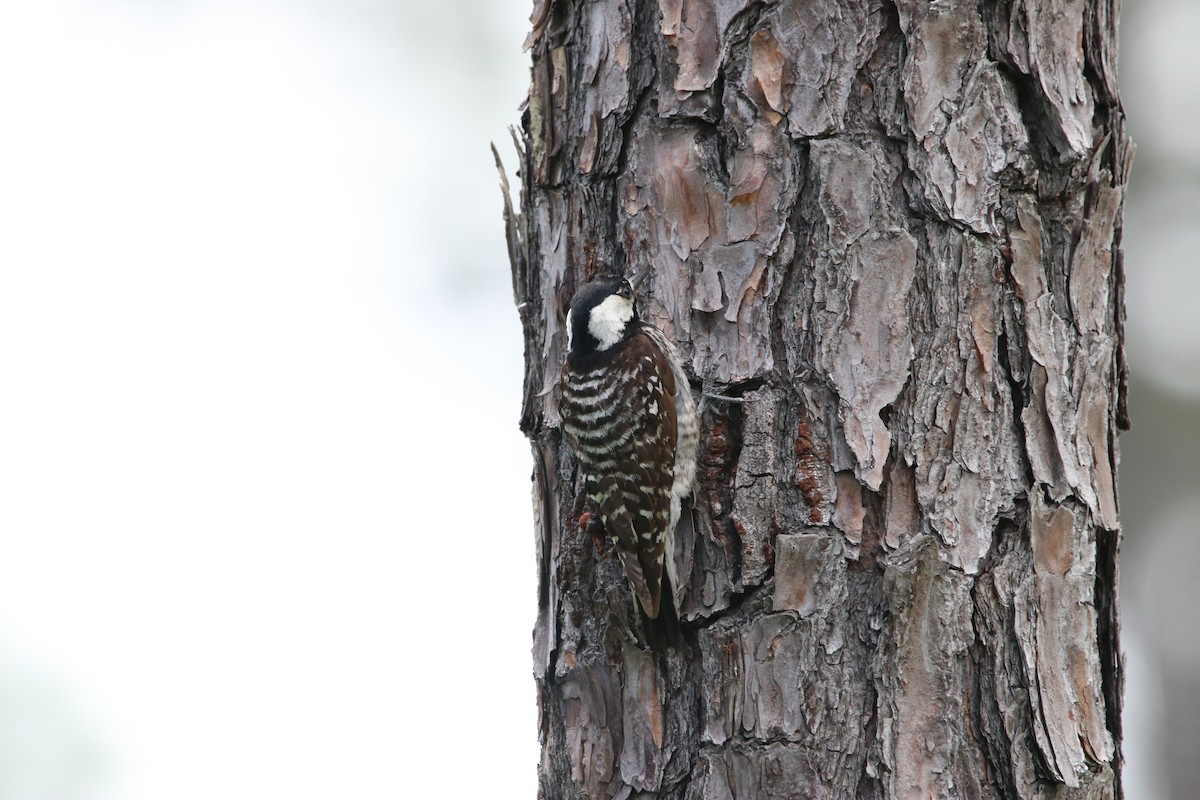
[559,275,698,619]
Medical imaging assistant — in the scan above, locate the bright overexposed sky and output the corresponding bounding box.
[0,1,536,797]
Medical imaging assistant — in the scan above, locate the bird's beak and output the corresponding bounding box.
[628,269,650,293]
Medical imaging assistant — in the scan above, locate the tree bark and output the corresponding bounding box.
[501,1,1130,798]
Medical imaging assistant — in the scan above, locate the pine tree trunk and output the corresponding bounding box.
[500,1,1130,797]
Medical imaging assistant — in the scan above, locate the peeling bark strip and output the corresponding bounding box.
[504,1,1129,798]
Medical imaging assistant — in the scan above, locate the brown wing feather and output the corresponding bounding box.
[561,331,679,618]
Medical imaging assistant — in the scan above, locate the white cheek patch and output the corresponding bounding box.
[588,295,634,350]
[565,308,574,350]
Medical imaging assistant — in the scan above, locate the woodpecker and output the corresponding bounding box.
[559,274,698,619]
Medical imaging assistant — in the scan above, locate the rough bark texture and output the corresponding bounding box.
[500,1,1130,798]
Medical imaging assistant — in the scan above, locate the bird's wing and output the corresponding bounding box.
[590,332,679,617]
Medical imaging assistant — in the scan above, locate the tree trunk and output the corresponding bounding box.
[500,1,1130,798]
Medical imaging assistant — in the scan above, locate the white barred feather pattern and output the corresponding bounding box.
[559,277,697,619]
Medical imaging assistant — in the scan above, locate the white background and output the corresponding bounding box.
[0,1,536,798]
[0,1,1195,798]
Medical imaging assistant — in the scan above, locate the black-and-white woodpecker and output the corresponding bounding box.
[558,274,698,619]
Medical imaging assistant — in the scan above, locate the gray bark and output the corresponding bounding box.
[500,1,1130,798]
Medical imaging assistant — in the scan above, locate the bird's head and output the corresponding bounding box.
[566,275,643,358]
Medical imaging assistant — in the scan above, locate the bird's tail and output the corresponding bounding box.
[640,569,685,654]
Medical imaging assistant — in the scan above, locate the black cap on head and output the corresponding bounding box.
[566,276,639,361]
